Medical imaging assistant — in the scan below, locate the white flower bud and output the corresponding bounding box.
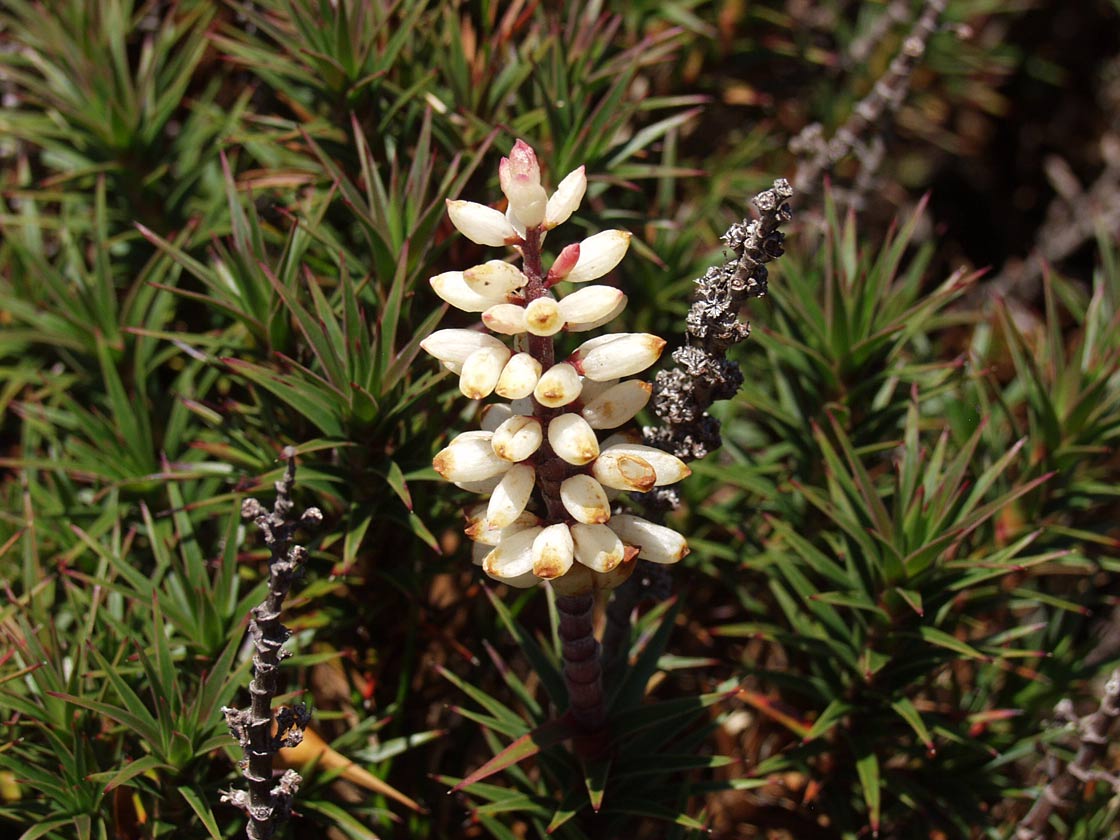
[544,166,587,229]
[446,199,519,246]
[454,475,504,494]
[482,303,528,335]
[533,362,583,408]
[486,464,536,529]
[547,413,600,466]
[433,432,513,483]
[598,443,690,486]
[495,352,542,399]
[532,523,575,580]
[499,141,548,229]
[577,377,618,403]
[580,380,652,429]
[479,402,513,432]
[608,514,690,564]
[564,230,631,283]
[491,414,543,462]
[570,523,625,573]
[565,294,628,332]
[591,449,657,492]
[459,344,512,399]
[430,271,507,312]
[483,525,543,580]
[557,285,625,325]
[463,260,528,297]
[559,474,611,524]
[524,297,564,336]
[572,333,666,381]
[421,329,507,365]
[466,509,541,546]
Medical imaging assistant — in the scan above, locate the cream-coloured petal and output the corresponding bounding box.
[433,433,513,483]
[544,166,587,230]
[608,514,689,564]
[534,362,583,408]
[531,523,574,580]
[580,380,652,429]
[570,523,625,573]
[483,303,529,335]
[495,352,543,399]
[572,333,666,381]
[591,450,657,492]
[598,443,690,486]
[464,260,528,297]
[466,508,541,546]
[486,464,536,529]
[564,230,631,283]
[577,377,618,403]
[459,344,512,399]
[483,526,543,580]
[421,328,507,365]
[559,474,612,524]
[480,402,514,432]
[491,414,544,462]
[589,551,639,591]
[446,199,519,246]
[430,271,507,312]
[524,297,564,336]
[454,475,504,494]
[564,294,628,332]
[557,285,625,325]
[547,413,600,466]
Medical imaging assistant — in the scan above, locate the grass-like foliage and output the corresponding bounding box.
[1,2,1119,839]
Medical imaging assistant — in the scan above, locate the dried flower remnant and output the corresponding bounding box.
[222,451,322,840]
[421,140,690,599]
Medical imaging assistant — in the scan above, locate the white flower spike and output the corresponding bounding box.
[424,140,691,595]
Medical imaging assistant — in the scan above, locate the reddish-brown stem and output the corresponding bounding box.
[556,592,608,745]
[520,228,608,739]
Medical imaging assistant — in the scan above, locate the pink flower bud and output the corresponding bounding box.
[500,140,548,229]
[547,243,581,283]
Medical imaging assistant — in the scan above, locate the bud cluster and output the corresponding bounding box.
[422,140,690,596]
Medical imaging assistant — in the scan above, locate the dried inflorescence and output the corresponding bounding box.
[222,452,321,840]
[646,178,794,463]
[422,140,691,597]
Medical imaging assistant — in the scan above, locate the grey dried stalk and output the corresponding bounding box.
[1015,668,1120,839]
[791,0,947,201]
[222,451,322,840]
[603,179,794,662]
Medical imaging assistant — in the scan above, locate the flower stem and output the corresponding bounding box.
[556,592,607,740]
